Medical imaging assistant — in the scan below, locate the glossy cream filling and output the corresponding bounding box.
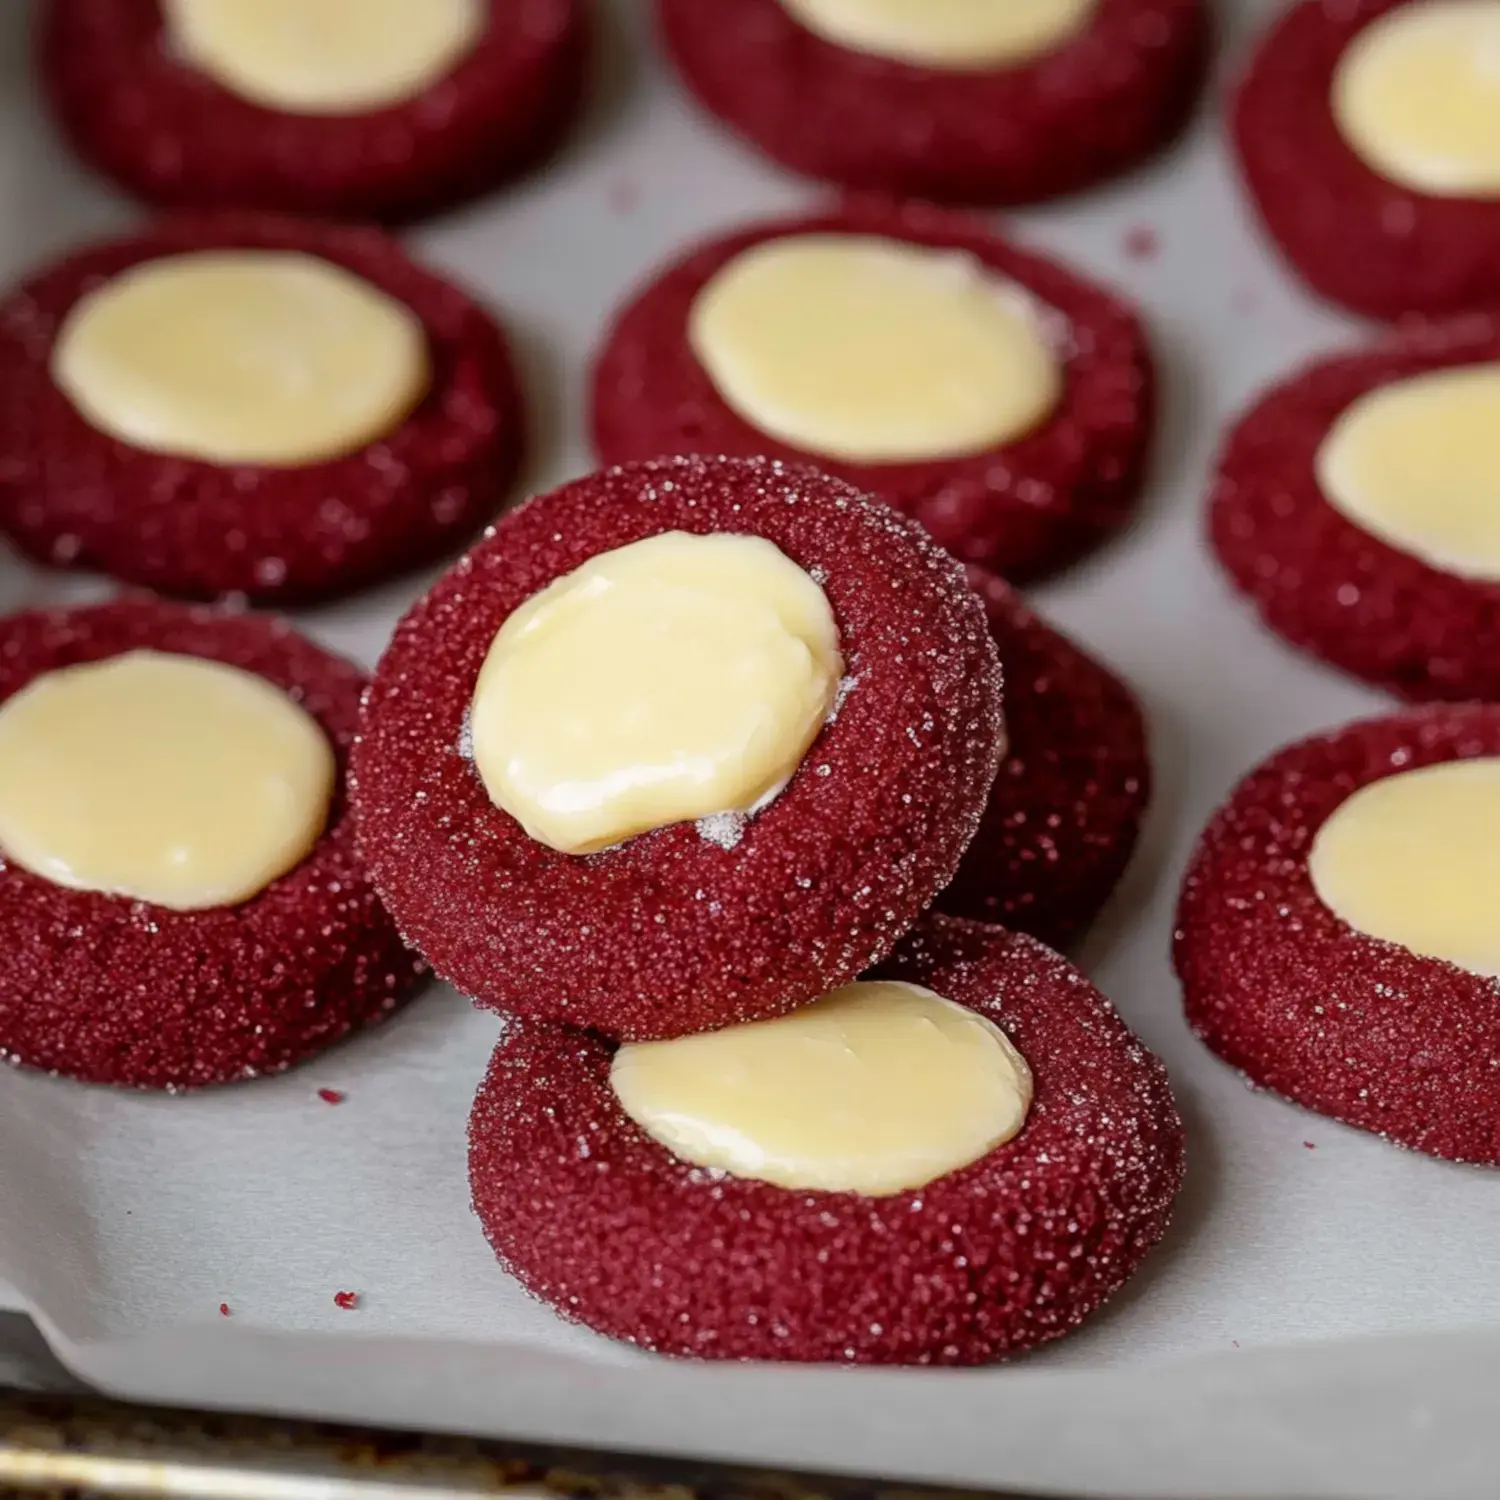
[611,980,1034,1196]
[1333,0,1500,197]
[689,234,1063,464]
[1316,362,1500,581]
[469,532,844,855]
[52,249,429,467]
[163,0,484,114]
[779,0,1096,69]
[0,650,335,910]
[1309,758,1500,977]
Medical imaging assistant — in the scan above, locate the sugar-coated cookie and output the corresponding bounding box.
[0,213,523,605]
[591,203,1154,582]
[1212,318,1500,702]
[1176,705,1500,1163]
[40,0,588,224]
[657,0,1210,206]
[471,914,1185,1362]
[353,456,1004,1041]
[1234,0,1500,320]
[0,598,424,1091]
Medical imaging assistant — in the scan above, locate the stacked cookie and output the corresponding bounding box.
[350,454,1184,1363]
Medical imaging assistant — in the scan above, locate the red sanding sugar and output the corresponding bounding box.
[1175,703,1500,1164]
[469,913,1184,1364]
[590,201,1156,583]
[354,456,1004,1041]
[317,1089,345,1105]
[333,1291,360,1310]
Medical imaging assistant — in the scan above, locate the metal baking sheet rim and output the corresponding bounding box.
[7,1307,1498,1500]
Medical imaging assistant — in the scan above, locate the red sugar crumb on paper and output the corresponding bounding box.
[1303,1140,1317,1149]
[333,1291,360,1310]
[219,1303,231,1317]
[317,1088,345,1105]
[1123,225,1158,260]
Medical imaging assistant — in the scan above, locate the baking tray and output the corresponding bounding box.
[0,1,1498,1497]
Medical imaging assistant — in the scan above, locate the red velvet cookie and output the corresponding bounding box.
[352,456,1004,1041]
[936,566,1150,947]
[657,0,1210,206]
[0,597,425,1092]
[39,0,588,224]
[469,913,1185,1364]
[1175,706,1500,1163]
[0,212,523,606]
[590,203,1155,582]
[1233,0,1500,320]
[1210,318,1500,703]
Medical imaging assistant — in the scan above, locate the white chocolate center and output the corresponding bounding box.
[689,234,1063,465]
[1316,362,1500,581]
[1310,758,1500,978]
[1333,0,1500,198]
[611,980,1033,1196]
[163,0,484,114]
[52,250,429,468]
[0,650,335,911]
[469,532,844,855]
[779,0,1096,69]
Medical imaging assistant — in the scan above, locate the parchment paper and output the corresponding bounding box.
[1,1,1499,1496]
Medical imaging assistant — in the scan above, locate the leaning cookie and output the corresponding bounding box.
[1211,318,1500,702]
[1176,706,1500,1164]
[0,212,524,605]
[353,456,1003,1041]
[40,0,588,224]
[936,567,1150,948]
[0,598,425,1091]
[1234,0,1500,320]
[470,914,1185,1363]
[591,203,1154,582]
[657,0,1209,206]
